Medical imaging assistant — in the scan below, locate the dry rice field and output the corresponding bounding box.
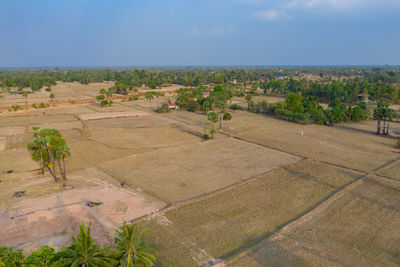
[0,83,399,266]
[223,112,398,172]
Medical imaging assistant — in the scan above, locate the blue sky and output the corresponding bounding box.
[1,0,400,67]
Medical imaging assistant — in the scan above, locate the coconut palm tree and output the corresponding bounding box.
[55,222,117,267]
[113,221,157,267]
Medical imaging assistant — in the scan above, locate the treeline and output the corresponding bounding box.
[246,93,371,125]
[0,221,157,267]
[1,66,399,92]
[261,79,400,103]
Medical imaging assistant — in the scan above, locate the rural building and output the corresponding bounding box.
[168,103,178,109]
[202,92,210,98]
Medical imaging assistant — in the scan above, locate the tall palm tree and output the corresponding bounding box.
[113,221,157,267]
[55,222,117,267]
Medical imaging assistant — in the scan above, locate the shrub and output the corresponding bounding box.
[229,104,243,110]
[311,109,328,124]
[235,91,245,97]
[12,104,21,111]
[155,103,171,113]
[285,93,304,113]
[39,102,46,108]
[331,106,345,123]
[349,106,364,122]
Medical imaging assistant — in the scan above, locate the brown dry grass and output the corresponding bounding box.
[223,112,397,172]
[255,175,400,267]
[100,138,300,202]
[376,160,400,180]
[138,160,362,266]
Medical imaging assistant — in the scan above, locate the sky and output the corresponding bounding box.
[1,0,400,67]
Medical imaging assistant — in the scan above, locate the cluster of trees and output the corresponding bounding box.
[261,79,400,104]
[0,221,157,267]
[373,99,397,135]
[96,88,114,107]
[175,85,233,138]
[27,128,71,182]
[246,93,371,125]
[145,91,164,107]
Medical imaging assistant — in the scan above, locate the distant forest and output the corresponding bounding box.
[1,66,399,103]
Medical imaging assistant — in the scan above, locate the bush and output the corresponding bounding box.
[32,103,37,109]
[311,108,328,124]
[229,104,243,110]
[12,104,21,111]
[235,91,245,97]
[39,102,46,108]
[155,103,171,113]
[285,93,304,113]
[331,106,345,123]
[45,87,51,92]
[349,106,364,122]
[128,95,138,101]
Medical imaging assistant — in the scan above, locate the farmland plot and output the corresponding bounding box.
[138,161,363,266]
[223,112,397,172]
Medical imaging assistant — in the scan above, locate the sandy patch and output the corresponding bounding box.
[0,171,165,252]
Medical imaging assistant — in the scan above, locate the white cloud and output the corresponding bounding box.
[254,9,289,21]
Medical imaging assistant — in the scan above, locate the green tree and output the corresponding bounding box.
[245,94,252,110]
[145,92,154,107]
[113,222,157,267]
[207,111,218,138]
[22,92,28,105]
[259,101,268,114]
[285,93,304,113]
[0,247,25,267]
[222,112,232,127]
[27,128,71,181]
[49,93,55,102]
[373,98,395,135]
[25,246,56,266]
[55,222,117,267]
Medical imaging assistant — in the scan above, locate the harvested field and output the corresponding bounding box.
[85,102,139,113]
[0,114,78,127]
[101,138,300,202]
[376,159,400,180]
[0,82,114,108]
[0,149,38,177]
[66,140,137,171]
[247,175,400,267]
[0,126,25,136]
[87,115,173,129]
[88,127,201,149]
[336,120,400,138]
[139,160,363,266]
[224,112,398,172]
[79,110,151,120]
